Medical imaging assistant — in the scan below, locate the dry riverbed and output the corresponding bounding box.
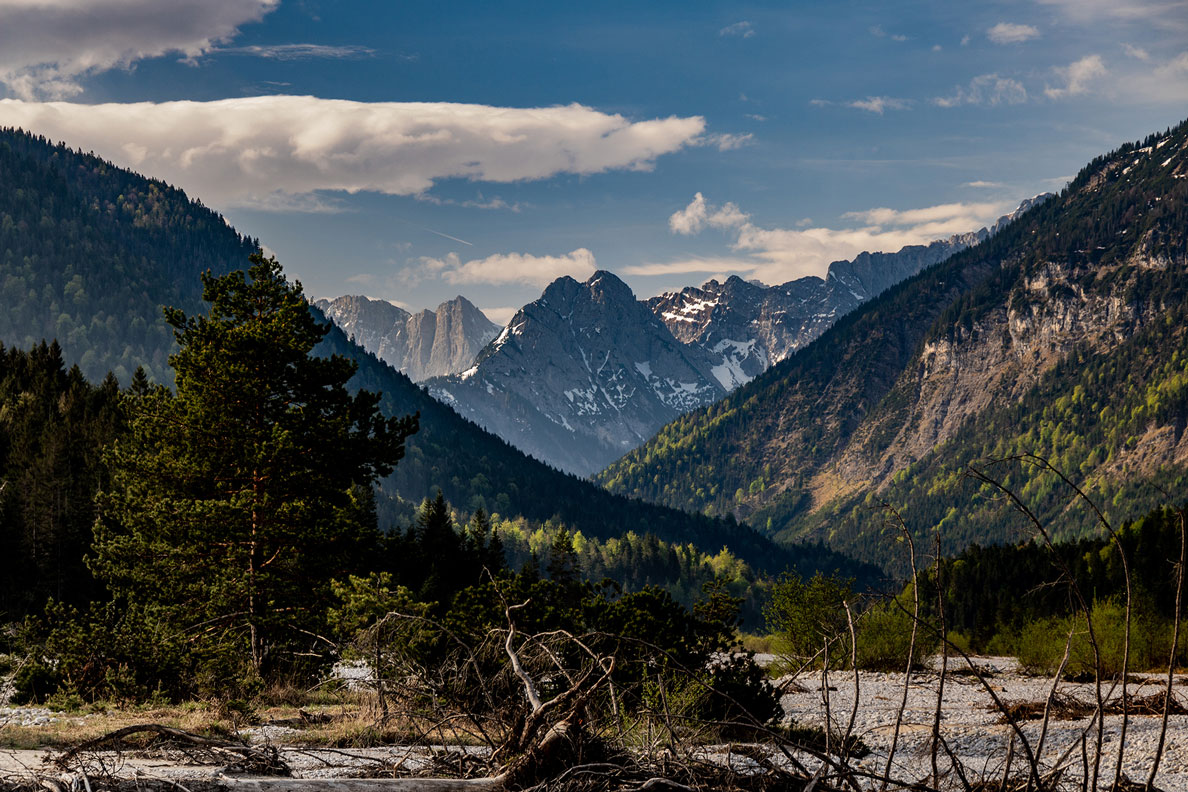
[4,658,1188,789]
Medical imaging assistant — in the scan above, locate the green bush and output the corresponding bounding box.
[855,599,935,672]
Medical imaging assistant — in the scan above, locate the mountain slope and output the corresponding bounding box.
[0,129,258,383]
[315,294,498,381]
[428,271,726,476]
[600,120,1188,565]
[0,126,869,581]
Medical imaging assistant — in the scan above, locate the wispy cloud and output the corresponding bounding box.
[869,25,908,41]
[848,96,912,114]
[1036,0,1188,27]
[701,132,754,150]
[964,180,1005,188]
[934,74,1027,107]
[1122,43,1151,61]
[987,22,1040,44]
[212,43,377,60]
[1044,54,1107,98]
[0,0,279,99]
[418,248,597,287]
[719,21,755,38]
[0,96,706,210]
[417,192,523,212]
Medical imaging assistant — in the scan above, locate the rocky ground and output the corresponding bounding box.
[778,656,1188,789]
[3,658,1188,790]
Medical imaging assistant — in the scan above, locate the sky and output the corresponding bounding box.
[0,1,1186,324]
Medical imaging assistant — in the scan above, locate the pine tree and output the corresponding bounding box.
[90,253,417,677]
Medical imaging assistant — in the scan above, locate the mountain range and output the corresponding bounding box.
[600,120,1188,569]
[324,197,1045,476]
[652,197,1049,389]
[0,126,867,587]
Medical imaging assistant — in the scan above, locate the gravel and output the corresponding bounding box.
[779,657,1188,788]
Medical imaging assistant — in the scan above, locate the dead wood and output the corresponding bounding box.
[1104,691,1188,716]
[995,693,1094,723]
[53,724,289,776]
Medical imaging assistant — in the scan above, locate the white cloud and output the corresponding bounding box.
[960,35,971,46]
[934,74,1028,107]
[719,21,755,38]
[668,193,749,235]
[848,96,912,114]
[658,193,1013,284]
[423,248,597,288]
[622,257,755,278]
[1129,51,1188,102]
[964,180,1005,188]
[478,306,520,325]
[1044,54,1107,98]
[0,0,278,99]
[0,96,706,209]
[987,22,1040,44]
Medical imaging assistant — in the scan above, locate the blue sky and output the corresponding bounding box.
[0,0,1186,323]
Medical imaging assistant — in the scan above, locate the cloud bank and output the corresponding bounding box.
[639,194,1012,284]
[420,248,597,287]
[0,0,278,99]
[0,96,706,209]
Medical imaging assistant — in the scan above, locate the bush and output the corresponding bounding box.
[1015,598,1175,678]
[855,600,935,672]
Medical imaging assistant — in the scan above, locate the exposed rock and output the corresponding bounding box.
[428,271,725,476]
[315,295,499,382]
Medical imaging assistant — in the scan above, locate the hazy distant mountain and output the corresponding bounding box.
[649,197,1050,389]
[315,294,499,381]
[427,270,725,476]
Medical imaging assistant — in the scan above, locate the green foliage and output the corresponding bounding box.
[14,600,190,704]
[0,128,258,384]
[854,596,934,672]
[765,572,853,662]
[0,341,124,621]
[89,254,415,684]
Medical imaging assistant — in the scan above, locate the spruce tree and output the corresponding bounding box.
[90,253,417,679]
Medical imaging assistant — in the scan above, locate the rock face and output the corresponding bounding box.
[648,197,1051,389]
[428,271,726,477]
[315,294,499,382]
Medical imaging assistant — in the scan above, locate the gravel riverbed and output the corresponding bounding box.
[779,657,1188,788]
[3,657,1188,789]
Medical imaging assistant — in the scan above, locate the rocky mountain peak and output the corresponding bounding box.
[318,293,498,382]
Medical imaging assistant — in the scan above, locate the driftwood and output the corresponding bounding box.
[55,724,287,774]
[218,778,506,792]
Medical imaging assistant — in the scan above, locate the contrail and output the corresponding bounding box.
[387,214,474,247]
[422,227,473,246]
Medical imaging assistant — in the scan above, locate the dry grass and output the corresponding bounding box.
[0,687,455,750]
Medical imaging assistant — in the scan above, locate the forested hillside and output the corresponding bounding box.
[601,119,1188,567]
[0,126,870,601]
[0,129,259,384]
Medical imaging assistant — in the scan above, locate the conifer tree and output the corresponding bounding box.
[91,253,417,677]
